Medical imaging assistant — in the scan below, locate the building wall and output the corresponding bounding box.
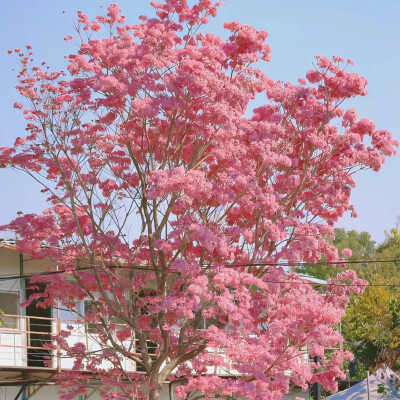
[0,246,310,400]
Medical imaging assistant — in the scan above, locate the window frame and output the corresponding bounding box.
[0,291,20,331]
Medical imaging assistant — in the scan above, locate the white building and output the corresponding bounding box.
[0,241,309,400]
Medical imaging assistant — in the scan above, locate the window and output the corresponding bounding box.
[135,339,157,372]
[198,317,216,330]
[0,292,19,329]
[83,299,127,332]
[84,300,100,334]
[135,290,158,372]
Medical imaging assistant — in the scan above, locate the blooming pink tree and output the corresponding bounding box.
[1,1,397,399]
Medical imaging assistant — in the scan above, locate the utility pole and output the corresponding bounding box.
[313,356,321,400]
[19,253,27,400]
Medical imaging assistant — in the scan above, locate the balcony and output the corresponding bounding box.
[0,314,135,373]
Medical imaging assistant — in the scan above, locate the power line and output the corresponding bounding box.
[1,259,400,287]
[215,258,400,267]
[0,265,150,282]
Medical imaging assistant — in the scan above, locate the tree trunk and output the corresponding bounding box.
[149,387,161,400]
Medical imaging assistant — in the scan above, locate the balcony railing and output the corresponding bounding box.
[1,314,335,376]
[0,314,135,372]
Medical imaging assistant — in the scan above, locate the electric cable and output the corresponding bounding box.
[0,257,400,287]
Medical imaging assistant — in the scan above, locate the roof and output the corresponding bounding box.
[0,239,18,251]
[297,274,328,285]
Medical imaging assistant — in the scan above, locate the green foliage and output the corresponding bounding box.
[341,223,400,370]
[298,224,400,370]
[333,229,376,259]
[377,383,389,394]
[355,362,367,380]
[342,285,400,367]
[296,228,376,280]
[342,360,367,381]
[377,227,400,257]
[390,299,400,327]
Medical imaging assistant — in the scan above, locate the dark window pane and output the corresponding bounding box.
[0,292,19,329]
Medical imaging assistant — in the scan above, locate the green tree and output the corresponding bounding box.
[341,224,400,370]
[376,226,400,259]
[298,225,400,370]
[342,285,400,368]
[297,228,376,280]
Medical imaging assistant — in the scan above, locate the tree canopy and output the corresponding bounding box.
[0,1,397,399]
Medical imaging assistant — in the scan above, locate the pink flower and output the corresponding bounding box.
[306,69,323,83]
[14,137,25,146]
[341,248,352,258]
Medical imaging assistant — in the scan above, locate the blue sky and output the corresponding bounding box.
[0,1,399,243]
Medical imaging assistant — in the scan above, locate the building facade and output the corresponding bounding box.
[0,241,309,400]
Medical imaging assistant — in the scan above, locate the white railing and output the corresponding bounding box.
[0,314,134,372]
